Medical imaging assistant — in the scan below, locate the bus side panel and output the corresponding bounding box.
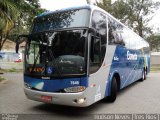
[86,45,117,105]
[105,45,130,96]
[105,45,146,97]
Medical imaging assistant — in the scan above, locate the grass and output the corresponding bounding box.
[0,76,5,82]
[0,68,23,73]
[0,69,7,73]
[8,68,17,72]
[0,62,23,73]
[8,68,23,73]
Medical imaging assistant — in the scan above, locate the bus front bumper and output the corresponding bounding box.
[24,87,90,107]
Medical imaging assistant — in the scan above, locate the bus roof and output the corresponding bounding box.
[36,5,93,18]
[35,4,147,43]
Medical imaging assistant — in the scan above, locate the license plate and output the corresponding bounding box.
[41,95,52,103]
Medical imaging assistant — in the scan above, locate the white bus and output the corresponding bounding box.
[16,5,150,107]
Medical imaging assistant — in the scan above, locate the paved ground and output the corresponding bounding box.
[0,62,23,70]
[0,72,160,120]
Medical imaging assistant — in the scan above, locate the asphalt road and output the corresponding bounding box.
[0,62,23,70]
[0,72,160,120]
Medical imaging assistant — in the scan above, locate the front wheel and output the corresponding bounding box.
[107,77,117,102]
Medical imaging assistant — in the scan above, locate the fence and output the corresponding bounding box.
[0,52,19,62]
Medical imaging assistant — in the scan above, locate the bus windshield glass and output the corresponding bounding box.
[32,9,90,33]
[25,29,87,78]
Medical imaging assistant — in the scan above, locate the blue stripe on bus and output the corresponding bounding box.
[105,45,149,97]
[24,76,88,92]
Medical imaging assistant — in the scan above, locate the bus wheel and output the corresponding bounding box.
[107,76,117,102]
[140,69,146,81]
[143,69,147,80]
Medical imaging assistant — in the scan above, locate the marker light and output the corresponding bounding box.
[64,86,86,93]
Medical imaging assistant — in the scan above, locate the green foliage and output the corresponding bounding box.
[147,34,160,51]
[0,76,5,81]
[0,0,20,32]
[8,68,17,72]
[96,0,112,13]
[8,0,46,42]
[0,0,46,51]
[97,0,160,38]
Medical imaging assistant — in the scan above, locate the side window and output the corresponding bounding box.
[129,33,139,50]
[121,27,130,48]
[108,18,125,46]
[90,37,101,63]
[90,11,107,74]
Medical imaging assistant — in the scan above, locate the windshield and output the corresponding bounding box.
[25,29,88,78]
[32,9,91,33]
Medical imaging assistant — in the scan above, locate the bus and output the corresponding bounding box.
[16,5,150,107]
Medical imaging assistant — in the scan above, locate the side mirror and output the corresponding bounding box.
[15,41,19,53]
[15,35,28,53]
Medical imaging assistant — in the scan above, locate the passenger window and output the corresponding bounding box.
[90,11,107,74]
[120,27,130,48]
[90,36,101,63]
[108,18,125,46]
[90,36,101,73]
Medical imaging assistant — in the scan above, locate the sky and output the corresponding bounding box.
[39,0,160,33]
[39,0,88,11]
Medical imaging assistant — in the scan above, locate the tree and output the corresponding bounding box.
[0,0,20,51]
[147,34,160,51]
[0,0,46,51]
[8,0,46,42]
[125,0,160,37]
[96,0,113,13]
[96,0,160,38]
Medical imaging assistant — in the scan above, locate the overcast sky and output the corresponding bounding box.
[39,0,160,33]
[39,0,88,11]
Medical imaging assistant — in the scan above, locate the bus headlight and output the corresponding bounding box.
[64,86,86,93]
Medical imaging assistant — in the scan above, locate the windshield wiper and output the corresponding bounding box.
[48,49,62,78]
[45,32,63,78]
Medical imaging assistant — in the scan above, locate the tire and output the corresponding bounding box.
[143,69,147,80]
[107,76,117,102]
[140,69,146,81]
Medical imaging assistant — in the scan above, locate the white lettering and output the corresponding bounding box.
[70,81,79,85]
[127,51,137,60]
[114,56,119,61]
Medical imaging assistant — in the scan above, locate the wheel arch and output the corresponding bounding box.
[108,71,121,96]
[114,73,121,91]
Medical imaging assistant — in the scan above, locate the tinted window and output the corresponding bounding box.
[90,11,107,74]
[25,30,87,77]
[32,9,91,33]
[108,18,124,46]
